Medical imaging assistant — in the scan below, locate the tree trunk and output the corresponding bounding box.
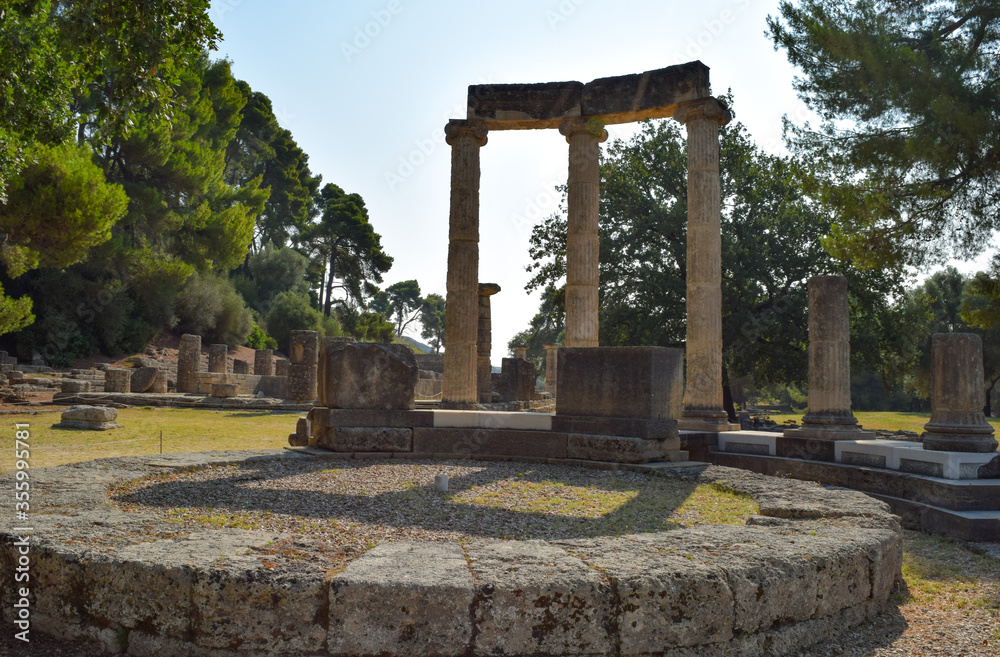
[986,375,998,418]
[324,252,336,317]
[721,364,737,423]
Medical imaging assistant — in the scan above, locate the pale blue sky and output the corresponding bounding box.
[207,0,989,361]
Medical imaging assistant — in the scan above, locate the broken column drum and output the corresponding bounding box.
[477,283,501,404]
[922,333,997,453]
[442,120,488,404]
[208,344,228,374]
[104,368,131,394]
[786,275,873,441]
[254,349,274,376]
[176,334,201,394]
[288,330,319,402]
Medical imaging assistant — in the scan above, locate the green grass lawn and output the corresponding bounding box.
[3,407,297,473]
[767,411,1000,434]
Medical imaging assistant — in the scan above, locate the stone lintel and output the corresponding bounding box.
[467,61,711,130]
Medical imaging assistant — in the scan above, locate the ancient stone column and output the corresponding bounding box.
[544,344,560,398]
[288,330,319,402]
[254,349,273,376]
[233,359,251,375]
[923,333,998,452]
[785,275,873,440]
[275,358,290,377]
[673,99,731,432]
[443,120,487,404]
[514,345,528,361]
[208,344,228,374]
[104,368,131,394]
[319,336,356,407]
[477,283,501,404]
[560,118,608,348]
[176,334,201,393]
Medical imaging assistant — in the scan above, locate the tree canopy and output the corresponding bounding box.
[767,0,1000,269]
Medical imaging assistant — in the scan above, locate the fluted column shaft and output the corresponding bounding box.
[443,121,488,404]
[802,276,856,424]
[923,333,997,452]
[560,118,607,348]
[477,283,500,404]
[674,99,731,431]
[177,334,201,394]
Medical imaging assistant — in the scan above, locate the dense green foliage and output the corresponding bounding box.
[768,0,1000,269]
[420,293,446,354]
[175,271,254,347]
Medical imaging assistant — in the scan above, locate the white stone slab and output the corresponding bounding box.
[717,431,777,456]
[834,440,920,469]
[432,410,553,431]
[834,439,998,479]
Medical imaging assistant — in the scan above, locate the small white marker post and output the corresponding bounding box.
[434,474,449,493]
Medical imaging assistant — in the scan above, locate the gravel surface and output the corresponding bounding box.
[4,455,998,656]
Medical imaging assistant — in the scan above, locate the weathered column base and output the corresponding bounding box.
[923,412,998,453]
[678,410,739,433]
[784,412,875,441]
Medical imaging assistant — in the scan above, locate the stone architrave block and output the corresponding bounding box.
[328,542,475,657]
[207,344,228,373]
[104,368,131,393]
[324,342,418,410]
[232,359,251,375]
[53,405,121,430]
[466,540,615,656]
[130,367,159,393]
[556,346,683,419]
[254,349,274,376]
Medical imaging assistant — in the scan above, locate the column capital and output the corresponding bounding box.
[672,97,732,126]
[559,117,608,144]
[477,282,501,297]
[445,120,488,146]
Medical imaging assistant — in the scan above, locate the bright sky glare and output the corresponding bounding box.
[207,0,990,363]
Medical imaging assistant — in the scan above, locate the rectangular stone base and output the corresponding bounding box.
[775,435,837,461]
[717,431,777,456]
[677,418,740,432]
[552,415,677,440]
[835,440,1000,480]
[783,427,876,441]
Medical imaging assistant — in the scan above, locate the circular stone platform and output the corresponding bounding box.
[0,450,903,657]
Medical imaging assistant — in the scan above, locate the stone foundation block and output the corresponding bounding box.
[552,415,678,440]
[329,542,474,657]
[233,359,251,375]
[324,342,418,410]
[53,405,121,430]
[210,383,239,398]
[309,408,434,429]
[467,540,615,656]
[556,346,683,419]
[60,380,90,393]
[316,427,413,452]
[104,368,131,393]
[566,434,681,463]
[411,427,569,458]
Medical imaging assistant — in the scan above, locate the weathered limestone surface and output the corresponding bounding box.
[210,383,239,398]
[544,344,560,398]
[785,275,873,442]
[61,380,91,393]
[53,405,121,430]
[497,357,536,402]
[0,452,902,657]
[275,358,290,377]
[254,349,274,376]
[149,370,168,394]
[208,344,228,374]
[130,366,160,393]
[288,329,319,402]
[315,426,413,452]
[104,368,131,393]
[467,61,710,129]
[674,99,732,432]
[323,342,418,410]
[443,121,487,404]
[923,333,998,452]
[561,118,607,348]
[556,346,683,420]
[477,283,500,404]
[318,337,356,407]
[232,359,251,375]
[176,334,201,393]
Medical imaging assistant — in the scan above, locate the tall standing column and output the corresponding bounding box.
[785,275,873,440]
[477,283,500,404]
[177,334,201,394]
[674,99,732,432]
[208,344,228,374]
[443,120,488,404]
[560,118,608,348]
